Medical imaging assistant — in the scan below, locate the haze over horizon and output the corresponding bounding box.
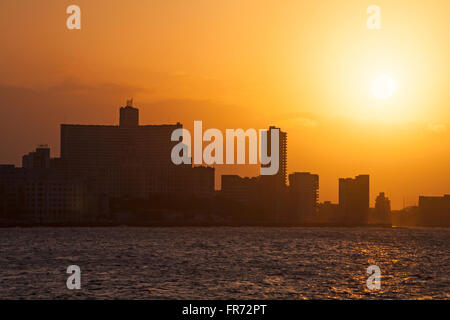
[1,0,449,209]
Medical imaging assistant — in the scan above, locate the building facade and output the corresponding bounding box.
[288,172,319,223]
[60,102,201,198]
[22,145,51,169]
[0,164,90,224]
[338,174,370,225]
[418,194,450,227]
[372,192,392,225]
[221,175,259,204]
[260,126,288,222]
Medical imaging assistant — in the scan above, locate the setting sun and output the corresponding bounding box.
[371,75,397,99]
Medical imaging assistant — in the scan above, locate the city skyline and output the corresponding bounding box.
[0,99,448,211]
[1,101,448,229]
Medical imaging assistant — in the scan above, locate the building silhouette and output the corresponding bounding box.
[260,126,288,223]
[0,165,26,221]
[61,102,184,197]
[221,175,259,204]
[288,172,319,223]
[318,201,340,224]
[338,174,369,225]
[418,194,450,227]
[261,126,287,187]
[119,100,139,127]
[0,161,90,224]
[184,166,215,199]
[60,101,214,199]
[22,145,51,169]
[372,192,391,225]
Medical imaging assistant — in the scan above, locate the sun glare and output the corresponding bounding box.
[371,75,397,99]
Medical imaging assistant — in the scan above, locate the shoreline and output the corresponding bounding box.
[0,222,441,228]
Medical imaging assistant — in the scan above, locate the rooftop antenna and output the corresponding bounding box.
[126,98,133,107]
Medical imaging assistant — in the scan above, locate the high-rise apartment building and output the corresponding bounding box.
[259,126,288,222]
[338,174,369,225]
[60,101,214,198]
[418,194,450,227]
[221,175,259,204]
[60,102,183,197]
[261,126,287,187]
[22,145,51,169]
[289,172,319,223]
[373,192,391,225]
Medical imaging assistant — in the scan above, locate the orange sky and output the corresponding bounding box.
[0,0,449,209]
